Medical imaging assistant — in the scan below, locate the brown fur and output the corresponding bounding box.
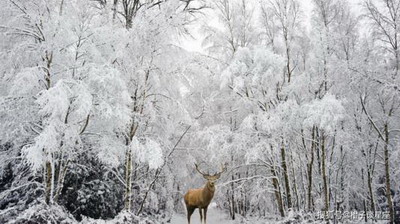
[184,181,215,209]
[184,164,226,224]
[184,181,216,224]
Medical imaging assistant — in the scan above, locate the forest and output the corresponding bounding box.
[0,0,399,223]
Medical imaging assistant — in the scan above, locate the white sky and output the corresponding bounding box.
[180,0,365,53]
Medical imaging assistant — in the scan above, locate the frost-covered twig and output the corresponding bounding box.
[360,95,385,141]
[136,125,191,215]
[0,181,43,199]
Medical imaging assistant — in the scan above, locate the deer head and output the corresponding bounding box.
[194,163,226,189]
[184,163,227,224]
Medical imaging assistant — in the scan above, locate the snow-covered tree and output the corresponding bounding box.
[1,0,399,223]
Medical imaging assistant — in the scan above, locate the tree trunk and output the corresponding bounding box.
[231,173,236,220]
[363,199,368,222]
[54,160,70,203]
[298,151,307,211]
[367,168,375,217]
[43,52,53,205]
[45,160,52,204]
[384,122,394,223]
[321,133,329,212]
[315,128,322,176]
[124,149,132,211]
[227,190,233,218]
[280,139,292,209]
[290,152,299,211]
[113,0,118,21]
[122,0,141,29]
[271,165,285,217]
[284,32,292,83]
[308,126,316,211]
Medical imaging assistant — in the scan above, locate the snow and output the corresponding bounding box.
[171,210,230,224]
[1,0,399,223]
[131,137,164,170]
[171,208,231,224]
[170,205,271,224]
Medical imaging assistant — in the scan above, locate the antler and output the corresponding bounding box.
[195,163,210,178]
[213,163,227,179]
[195,163,227,179]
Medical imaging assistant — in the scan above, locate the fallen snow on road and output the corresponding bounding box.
[170,208,235,224]
[170,203,275,224]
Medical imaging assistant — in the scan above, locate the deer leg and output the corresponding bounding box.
[199,208,203,223]
[204,207,208,224]
[187,207,195,224]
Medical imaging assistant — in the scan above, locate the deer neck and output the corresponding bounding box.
[202,181,215,201]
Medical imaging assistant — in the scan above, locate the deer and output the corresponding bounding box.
[184,163,227,224]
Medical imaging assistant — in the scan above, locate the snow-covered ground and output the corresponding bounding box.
[170,204,272,224]
[171,208,235,224]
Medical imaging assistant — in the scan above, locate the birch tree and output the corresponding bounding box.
[360,2,400,222]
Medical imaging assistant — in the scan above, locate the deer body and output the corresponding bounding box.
[184,182,215,208]
[184,164,226,224]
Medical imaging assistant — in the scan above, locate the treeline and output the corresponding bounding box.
[0,0,399,223]
[194,0,399,223]
[0,0,204,222]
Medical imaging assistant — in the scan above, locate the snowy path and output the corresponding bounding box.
[169,203,273,224]
[171,203,277,224]
[170,207,235,224]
